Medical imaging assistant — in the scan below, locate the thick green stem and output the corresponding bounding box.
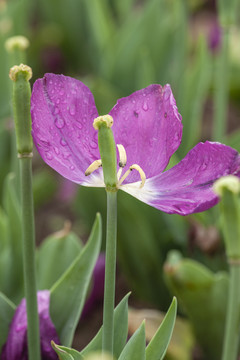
[20,157,41,360]
[102,191,117,354]
[222,263,240,360]
[213,27,229,141]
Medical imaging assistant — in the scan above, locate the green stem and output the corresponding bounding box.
[222,263,240,360]
[20,157,41,360]
[102,191,117,354]
[213,27,230,141]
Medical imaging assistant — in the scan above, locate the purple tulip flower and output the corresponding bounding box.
[31,74,240,215]
[1,290,60,360]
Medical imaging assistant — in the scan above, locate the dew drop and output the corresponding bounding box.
[54,107,59,115]
[54,146,59,155]
[142,101,148,111]
[70,165,75,170]
[63,153,71,160]
[69,104,76,116]
[46,152,53,160]
[90,141,97,149]
[55,116,65,129]
[60,138,67,146]
[76,122,83,130]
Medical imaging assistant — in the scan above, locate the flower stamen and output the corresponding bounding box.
[117,144,127,180]
[118,164,146,189]
[85,159,102,176]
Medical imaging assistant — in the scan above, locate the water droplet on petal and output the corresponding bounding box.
[142,101,148,111]
[54,146,59,155]
[76,122,83,130]
[70,165,75,170]
[46,152,53,160]
[60,138,67,146]
[54,107,59,115]
[174,133,179,141]
[69,104,76,116]
[55,116,65,129]
[90,141,97,149]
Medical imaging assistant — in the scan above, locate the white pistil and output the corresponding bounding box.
[85,159,102,176]
[84,143,146,189]
[118,164,146,189]
[117,144,127,180]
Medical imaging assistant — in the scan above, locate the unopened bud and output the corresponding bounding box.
[5,36,29,53]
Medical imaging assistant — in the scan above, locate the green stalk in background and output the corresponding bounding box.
[5,36,30,190]
[214,175,240,360]
[212,27,230,141]
[92,115,118,355]
[9,64,41,360]
[213,0,239,141]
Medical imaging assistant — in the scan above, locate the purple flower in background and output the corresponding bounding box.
[1,290,60,360]
[208,21,222,53]
[31,74,240,215]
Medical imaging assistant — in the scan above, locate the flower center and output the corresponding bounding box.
[85,143,146,189]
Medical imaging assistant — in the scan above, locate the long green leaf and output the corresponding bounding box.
[50,213,102,346]
[146,297,177,360]
[52,341,82,360]
[0,292,16,350]
[118,321,146,360]
[81,293,130,358]
[37,230,82,290]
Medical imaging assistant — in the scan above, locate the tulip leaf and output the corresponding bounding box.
[50,213,102,346]
[0,292,16,350]
[146,297,177,360]
[37,229,82,290]
[51,341,83,360]
[81,293,130,357]
[118,321,146,360]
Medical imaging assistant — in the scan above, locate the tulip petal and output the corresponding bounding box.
[109,84,182,183]
[1,290,59,360]
[31,74,104,186]
[121,142,240,215]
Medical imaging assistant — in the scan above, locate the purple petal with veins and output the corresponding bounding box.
[121,142,240,215]
[31,74,101,185]
[31,74,240,216]
[110,84,182,183]
[1,290,60,360]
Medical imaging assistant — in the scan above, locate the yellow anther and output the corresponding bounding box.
[85,159,102,176]
[118,164,146,189]
[117,144,127,168]
[93,115,113,130]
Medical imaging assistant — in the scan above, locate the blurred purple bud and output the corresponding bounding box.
[208,22,222,53]
[81,253,105,318]
[1,290,60,360]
